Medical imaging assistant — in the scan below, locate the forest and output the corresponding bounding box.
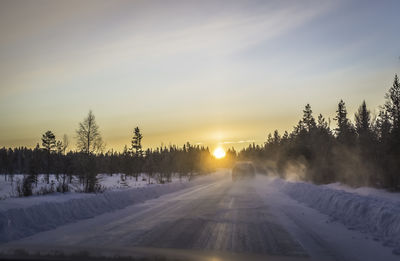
[241,74,400,191]
[1,74,399,195]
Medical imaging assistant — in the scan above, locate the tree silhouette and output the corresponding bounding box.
[42,131,56,153]
[4,74,400,195]
[384,74,400,130]
[334,100,356,145]
[301,103,317,132]
[131,127,143,157]
[76,110,104,155]
[355,101,371,136]
[383,74,400,188]
[42,130,56,183]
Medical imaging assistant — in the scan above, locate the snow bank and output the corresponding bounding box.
[0,174,219,243]
[272,178,400,254]
[325,182,400,204]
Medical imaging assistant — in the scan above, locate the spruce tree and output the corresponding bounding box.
[355,100,371,137]
[131,127,143,181]
[384,74,400,131]
[41,131,56,153]
[300,104,316,132]
[383,74,400,189]
[317,114,330,133]
[273,130,281,144]
[131,127,143,157]
[334,100,356,145]
[42,130,56,183]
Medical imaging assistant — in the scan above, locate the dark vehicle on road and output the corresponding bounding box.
[232,161,256,181]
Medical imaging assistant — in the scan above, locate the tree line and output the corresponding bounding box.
[0,111,216,194]
[239,74,400,191]
[1,74,400,194]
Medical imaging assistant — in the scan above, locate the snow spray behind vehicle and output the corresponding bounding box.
[232,161,256,181]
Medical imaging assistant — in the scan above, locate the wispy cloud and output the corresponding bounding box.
[0,1,335,97]
[219,140,256,145]
[5,1,397,151]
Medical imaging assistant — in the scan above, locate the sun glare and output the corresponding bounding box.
[213,147,226,159]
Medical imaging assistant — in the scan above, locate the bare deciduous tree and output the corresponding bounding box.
[76,110,104,154]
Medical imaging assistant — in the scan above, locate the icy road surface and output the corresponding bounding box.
[1,173,398,261]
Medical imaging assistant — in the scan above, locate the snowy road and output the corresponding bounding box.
[1,173,398,261]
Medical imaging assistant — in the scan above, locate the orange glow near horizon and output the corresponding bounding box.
[0,1,397,152]
[213,147,226,159]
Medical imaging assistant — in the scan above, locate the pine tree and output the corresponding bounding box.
[317,114,330,133]
[42,130,56,183]
[281,131,289,143]
[131,127,143,157]
[334,100,356,145]
[382,74,400,189]
[131,127,143,181]
[56,140,63,154]
[266,133,273,145]
[376,110,391,141]
[355,100,371,137]
[273,130,281,144]
[354,101,378,185]
[384,74,400,131]
[42,131,56,153]
[295,104,317,134]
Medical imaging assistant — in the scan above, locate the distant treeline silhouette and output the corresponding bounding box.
[239,74,400,191]
[1,74,400,194]
[0,111,217,194]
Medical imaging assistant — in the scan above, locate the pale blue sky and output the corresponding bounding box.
[0,0,399,151]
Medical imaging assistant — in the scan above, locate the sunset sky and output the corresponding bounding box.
[0,0,399,151]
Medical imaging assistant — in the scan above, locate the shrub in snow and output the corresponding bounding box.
[56,182,69,193]
[16,175,35,197]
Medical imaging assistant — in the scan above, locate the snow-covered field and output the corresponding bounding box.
[0,173,188,200]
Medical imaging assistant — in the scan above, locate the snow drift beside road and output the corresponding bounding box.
[0,173,223,243]
[272,178,400,254]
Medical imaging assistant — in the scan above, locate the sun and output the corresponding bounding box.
[213,147,226,159]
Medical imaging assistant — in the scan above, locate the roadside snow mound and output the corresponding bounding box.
[272,179,400,254]
[0,176,216,243]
